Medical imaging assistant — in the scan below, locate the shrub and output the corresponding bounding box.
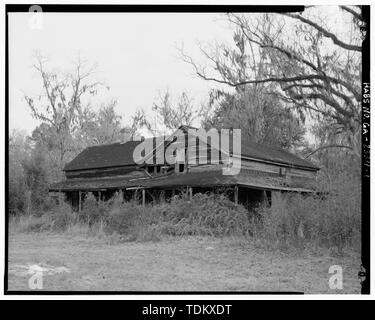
[105,200,146,236]
[50,202,76,231]
[102,193,250,240]
[77,192,101,225]
[159,194,250,237]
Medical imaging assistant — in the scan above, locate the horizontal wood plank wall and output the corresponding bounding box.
[189,159,316,179]
[187,141,316,178]
[240,159,316,178]
[65,167,144,179]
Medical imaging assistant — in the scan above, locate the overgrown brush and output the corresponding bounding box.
[10,192,250,241]
[9,214,53,233]
[49,201,77,231]
[9,201,77,233]
[9,185,360,252]
[102,192,250,240]
[253,191,360,252]
[157,194,250,236]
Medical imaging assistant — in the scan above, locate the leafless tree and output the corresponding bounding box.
[24,53,104,167]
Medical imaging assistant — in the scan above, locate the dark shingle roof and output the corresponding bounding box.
[64,141,142,171]
[239,138,318,169]
[64,135,318,172]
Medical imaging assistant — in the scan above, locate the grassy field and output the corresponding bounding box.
[7,233,361,293]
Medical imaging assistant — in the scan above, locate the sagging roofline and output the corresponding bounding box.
[63,155,319,173]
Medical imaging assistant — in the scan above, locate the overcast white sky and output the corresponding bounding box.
[9,12,234,134]
[8,7,353,139]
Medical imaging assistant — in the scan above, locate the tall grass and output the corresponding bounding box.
[251,190,360,253]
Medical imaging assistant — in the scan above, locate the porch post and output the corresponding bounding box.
[262,190,267,203]
[160,190,165,203]
[234,185,239,205]
[58,189,63,206]
[26,190,31,215]
[142,188,146,207]
[78,191,82,212]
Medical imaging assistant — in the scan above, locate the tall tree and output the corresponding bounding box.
[9,130,30,214]
[152,90,200,133]
[24,54,105,170]
[131,90,202,136]
[79,100,131,145]
[181,26,306,149]
[181,6,363,155]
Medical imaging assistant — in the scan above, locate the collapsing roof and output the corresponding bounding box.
[50,168,316,193]
[239,139,318,170]
[63,135,318,172]
[56,126,319,196]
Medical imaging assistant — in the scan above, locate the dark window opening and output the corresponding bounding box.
[279,168,286,177]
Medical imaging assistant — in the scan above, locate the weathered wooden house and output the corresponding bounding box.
[49,125,319,210]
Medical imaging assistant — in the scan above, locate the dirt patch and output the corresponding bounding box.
[7,233,361,293]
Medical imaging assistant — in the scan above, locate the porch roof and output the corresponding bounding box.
[49,169,315,193]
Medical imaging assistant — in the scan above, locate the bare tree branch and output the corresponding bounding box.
[340,5,363,22]
[282,13,362,52]
[305,144,352,158]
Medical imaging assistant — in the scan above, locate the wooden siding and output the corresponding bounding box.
[65,166,143,179]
